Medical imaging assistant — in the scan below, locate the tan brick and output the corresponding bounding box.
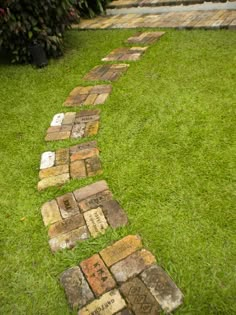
[73,180,109,202]
[38,173,70,191]
[45,131,70,141]
[80,254,116,297]
[41,199,62,226]
[70,148,99,162]
[83,207,108,237]
[55,148,69,165]
[39,164,69,180]
[93,93,110,105]
[79,190,113,212]
[62,112,76,125]
[85,121,99,137]
[56,192,80,219]
[85,156,103,177]
[70,160,87,179]
[100,235,142,267]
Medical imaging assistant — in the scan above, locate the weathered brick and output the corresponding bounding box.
[116,308,133,315]
[85,156,102,176]
[70,141,97,154]
[78,289,126,315]
[45,131,70,141]
[100,235,142,267]
[80,254,116,297]
[48,213,85,238]
[110,249,156,283]
[70,160,87,179]
[38,173,70,191]
[39,164,69,180]
[70,148,99,162]
[83,207,108,237]
[41,199,62,226]
[73,180,109,202]
[71,123,86,139]
[101,200,128,228]
[62,112,76,125]
[85,121,99,137]
[120,277,161,315]
[93,93,110,105]
[49,226,90,252]
[55,148,69,166]
[79,190,113,212]
[141,265,184,313]
[60,266,94,310]
[56,192,80,219]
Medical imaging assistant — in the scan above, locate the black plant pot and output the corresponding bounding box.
[29,43,48,68]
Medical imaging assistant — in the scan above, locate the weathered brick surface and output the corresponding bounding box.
[83,207,108,237]
[141,265,184,313]
[101,200,128,228]
[84,64,129,81]
[41,200,62,226]
[45,110,100,141]
[80,254,116,297]
[78,289,126,315]
[60,266,94,310]
[120,277,162,315]
[102,47,147,61]
[61,235,183,313]
[49,226,90,252]
[41,181,128,252]
[64,85,112,107]
[38,142,102,190]
[100,235,142,267]
[126,31,165,44]
[110,249,156,283]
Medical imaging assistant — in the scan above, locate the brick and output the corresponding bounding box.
[63,112,76,125]
[110,249,156,283]
[83,207,108,237]
[101,200,128,228]
[80,254,116,297]
[56,192,80,219]
[100,235,142,267]
[78,289,126,315]
[40,151,55,170]
[83,94,98,105]
[93,93,110,105]
[39,164,69,180]
[70,160,87,179]
[45,131,70,141]
[61,125,73,132]
[85,156,102,176]
[48,213,85,238]
[70,148,99,162]
[120,277,161,315]
[141,265,184,313]
[76,109,100,117]
[90,85,112,94]
[38,173,70,191]
[50,113,64,126]
[41,200,62,226]
[49,226,90,252]
[70,141,97,154]
[79,190,113,212]
[116,309,133,315]
[55,148,69,165]
[60,266,94,310]
[85,121,99,137]
[71,123,86,139]
[75,114,100,124]
[47,126,61,134]
[73,180,109,202]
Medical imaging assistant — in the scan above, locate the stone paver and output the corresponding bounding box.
[84,64,130,81]
[126,31,165,44]
[41,181,128,252]
[38,141,102,190]
[64,85,112,107]
[60,235,184,313]
[75,10,236,30]
[45,110,100,141]
[102,47,148,61]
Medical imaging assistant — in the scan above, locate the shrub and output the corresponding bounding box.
[74,0,111,18]
[0,0,78,63]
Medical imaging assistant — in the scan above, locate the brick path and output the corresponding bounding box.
[75,10,236,29]
[37,30,185,313]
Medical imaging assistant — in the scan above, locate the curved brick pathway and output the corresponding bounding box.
[38,31,184,313]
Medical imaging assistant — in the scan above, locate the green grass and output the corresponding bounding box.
[0,28,235,314]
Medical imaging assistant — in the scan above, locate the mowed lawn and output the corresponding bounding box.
[0,29,235,315]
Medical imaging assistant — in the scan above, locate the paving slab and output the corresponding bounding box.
[60,235,184,313]
[75,10,236,29]
[126,31,165,44]
[38,141,102,190]
[84,64,130,81]
[64,85,112,107]
[45,110,100,141]
[102,47,148,61]
[40,181,128,252]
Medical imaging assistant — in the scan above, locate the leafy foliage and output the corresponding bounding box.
[73,0,111,18]
[0,0,78,63]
